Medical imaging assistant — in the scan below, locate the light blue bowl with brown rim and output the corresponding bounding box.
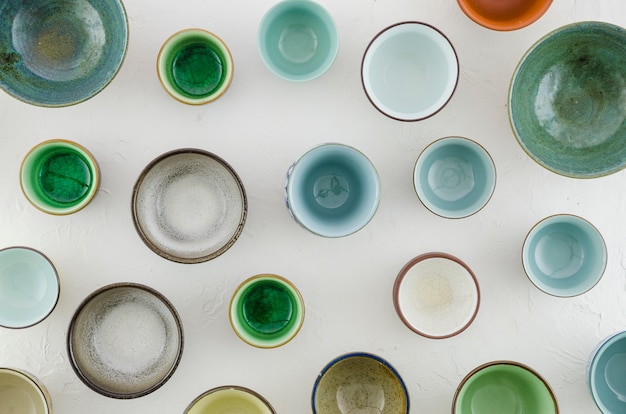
[509,21,626,178]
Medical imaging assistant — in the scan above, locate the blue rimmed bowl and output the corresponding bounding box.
[589,331,626,413]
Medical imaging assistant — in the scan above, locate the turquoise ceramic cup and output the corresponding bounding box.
[589,331,626,413]
[0,247,60,329]
[285,143,380,237]
[414,137,496,219]
[522,214,607,297]
[258,0,338,81]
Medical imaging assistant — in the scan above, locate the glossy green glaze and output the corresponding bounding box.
[510,21,626,178]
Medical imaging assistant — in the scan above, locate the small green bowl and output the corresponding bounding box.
[0,0,128,107]
[157,29,234,105]
[20,139,100,215]
[509,21,626,178]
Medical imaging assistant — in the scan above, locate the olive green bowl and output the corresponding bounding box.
[509,21,626,178]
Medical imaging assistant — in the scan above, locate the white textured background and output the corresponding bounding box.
[1,0,625,412]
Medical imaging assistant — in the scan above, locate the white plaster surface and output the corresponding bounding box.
[1,0,625,412]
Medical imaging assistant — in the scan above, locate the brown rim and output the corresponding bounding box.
[456,0,553,31]
[184,385,276,413]
[0,368,52,413]
[360,21,459,122]
[392,252,480,339]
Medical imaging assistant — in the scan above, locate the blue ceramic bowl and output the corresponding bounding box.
[0,0,128,107]
[589,331,626,413]
[509,21,626,178]
[258,0,338,81]
[285,143,380,237]
[361,22,459,121]
[0,247,59,329]
[414,137,496,219]
[522,214,607,297]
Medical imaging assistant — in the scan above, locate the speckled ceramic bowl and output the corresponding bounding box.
[457,0,552,31]
[0,368,51,414]
[67,283,183,399]
[510,21,626,178]
[589,331,626,413]
[312,352,409,414]
[0,0,128,107]
[185,386,276,414]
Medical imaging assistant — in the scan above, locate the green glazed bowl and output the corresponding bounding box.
[453,361,559,414]
[509,21,626,178]
[20,139,100,215]
[0,0,128,107]
[157,29,234,105]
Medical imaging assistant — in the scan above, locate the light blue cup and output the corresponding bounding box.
[413,137,496,219]
[589,332,626,414]
[0,247,59,328]
[522,214,607,297]
[285,144,380,237]
[258,0,338,81]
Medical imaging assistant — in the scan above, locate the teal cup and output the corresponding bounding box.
[589,331,626,413]
[258,0,338,81]
[285,143,381,237]
[522,214,607,297]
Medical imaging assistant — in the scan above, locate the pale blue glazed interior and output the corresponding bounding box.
[509,21,626,178]
[0,0,128,107]
[258,0,338,81]
[589,332,626,414]
[286,144,380,237]
[0,247,59,328]
[523,215,607,297]
[414,137,495,218]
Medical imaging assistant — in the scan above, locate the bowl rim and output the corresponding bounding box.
[184,385,277,414]
[589,331,626,412]
[66,282,184,399]
[452,360,559,413]
[360,21,459,122]
[0,246,60,329]
[156,28,234,105]
[311,351,410,414]
[521,213,607,298]
[413,136,497,219]
[456,0,553,31]
[131,148,248,264]
[392,252,481,339]
[0,367,51,413]
[228,273,305,349]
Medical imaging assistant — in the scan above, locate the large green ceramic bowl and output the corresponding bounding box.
[0,0,128,107]
[509,21,626,178]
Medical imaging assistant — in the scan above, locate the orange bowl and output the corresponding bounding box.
[457,0,552,31]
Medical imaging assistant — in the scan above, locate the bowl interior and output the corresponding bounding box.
[510,21,626,178]
[186,386,275,414]
[454,362,558,414]
[313,353,409,414]
[68,284,183,398]
[0,369,49,414]
[590,332,626,413]
[286,144,380,237]
[457,0,552,31]
[0,0,128,107]
[258,0,338,81]
[414,137,495,218]
[0,247,59,328]
[523,215,606,297]
[362,22,458,121]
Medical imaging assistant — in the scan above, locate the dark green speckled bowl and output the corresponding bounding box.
[0,0,128,107]
[509,21,626,178]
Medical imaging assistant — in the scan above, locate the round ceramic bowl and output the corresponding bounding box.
[20,139,100,215]
[229,274,305,348]
[285,143,380,238]
[457,0,552,31]
[157,29,234,105]
[510,21,626,178]
[522,214,607,297]
[453,361,559,413]
[414,137,496,219]
[312,352,409,414]
[361,22,459,121]
[393,253,480,339]
[258,0,338,81]
[67,283,183,399]
[0,0,128,107]
[589,331,626,413]
[185,385,276,414]
[0,247,59,329]
[132,149,247,263]
[0,368,51,414]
